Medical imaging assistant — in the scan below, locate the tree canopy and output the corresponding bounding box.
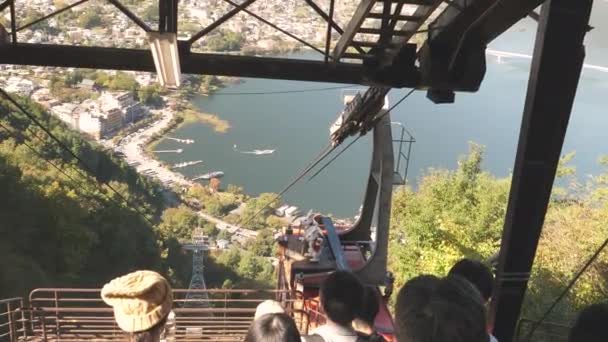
[78,11,104,29]
[389,143,608,327]
[0,96,163,296]
[205,30,245,52]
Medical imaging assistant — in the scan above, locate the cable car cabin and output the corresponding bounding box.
[276,214,397,340]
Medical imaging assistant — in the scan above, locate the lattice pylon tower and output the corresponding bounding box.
[182,229,210,308]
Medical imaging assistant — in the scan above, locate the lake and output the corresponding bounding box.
[155,8,608,218]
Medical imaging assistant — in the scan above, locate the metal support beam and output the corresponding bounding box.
[0,0,11,13]
[304,0,366,55]
[0,43,421,86]
[221,0,325,57]
[322,217,349,271]
[324,0,335,63]
[490,1,593,341]
[390,0,443,46]
[107,0,152,32]
[418,0,550,99]
[159,0,179,33]
[347,115,394,285]
[332,0,376,61]
[9,0,16,44]
[187,0,257,45]
[378,0,392,47]
[16,0,89,32]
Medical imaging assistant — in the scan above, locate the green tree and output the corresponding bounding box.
[65,70,84,87]
[237,253,272,281]
[205,30,245,51]
[222,278,234,289]
[137,85,164,108]
[107,72,139,91]
[217,229,231,241]
[240,193,280,230]
[0,96,165,296]
[389,143,508,284]
[78,11,103,29]
[142,4,157,22]
[266,215,286,230]
[201,221,219,238]
[203,196,223,216]
[388,143,608,327]
[158,205,198,241]
[217,246,241,267]
[226,184,244,195]
[244,229,275,257]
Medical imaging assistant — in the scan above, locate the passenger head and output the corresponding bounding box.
[395,275,488,342]
[448,258,494,302]
[569,302,608,342]
[320,270,365,326]
[245,313,301,342]
[101,270,173,342]
[353,286,381,334]
[255,300,286,320]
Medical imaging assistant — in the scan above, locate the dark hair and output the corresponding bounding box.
[320,271,365,326]
[130,316,168,342]
[569,302,608,342]
[395,275,488,342]
[357,286,381,325]
[245,313,301,342]
[448,258,494,302]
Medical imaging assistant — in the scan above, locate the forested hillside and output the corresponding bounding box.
[389,143,608,324]
[0,96,164,297]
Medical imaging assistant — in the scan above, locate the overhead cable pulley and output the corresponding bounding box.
[329,87,388,146]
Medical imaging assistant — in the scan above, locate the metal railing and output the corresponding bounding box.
[0,297,27,341]
[0,287,324,341]
[8,287,306,341]
[391,122,415,186]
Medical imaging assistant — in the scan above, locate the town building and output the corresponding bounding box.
[51,103,79,129]
[5,77,35,96]
[78,79,97,91]
[216,239,230,249]
[78,111,103,140]
[99,91,144,124]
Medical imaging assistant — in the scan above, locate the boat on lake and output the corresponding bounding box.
[192,171,225,181]
[233,144,275,155]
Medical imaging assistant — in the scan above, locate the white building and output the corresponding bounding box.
[78,99,122,139]
[135,73,156,87]
[78,111,103,140]
[216,239,230,249]
[51,103,79,129]
[99,91,144,124]
[5,77,34,96]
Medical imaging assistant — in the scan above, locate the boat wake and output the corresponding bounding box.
[233,144,275,155]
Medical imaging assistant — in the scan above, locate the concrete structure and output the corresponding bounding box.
[5,77,34,96]
[77,98,123,139]
[78,111,103,140]
[102,107,123,133]
[78,78,96,90]
[216,239,230,249]
[99,91,144,124]
[51,103,79,129]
